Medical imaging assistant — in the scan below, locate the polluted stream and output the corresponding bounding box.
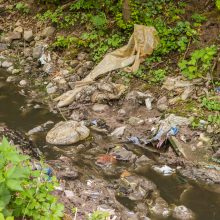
[0,69,220,220]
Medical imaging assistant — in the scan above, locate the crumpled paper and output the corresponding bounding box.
[55,24,159,107]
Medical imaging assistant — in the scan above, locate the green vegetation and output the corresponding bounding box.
[178,46,217,79]
[0,137,64,219]
[15,2,29,14]
[36,0,197,64]
[208,113,220,125]
[202,97,220,111]
[88,210,109,220]
[149,68,167,83]
[53,35,79,49]
[216,0,220,9]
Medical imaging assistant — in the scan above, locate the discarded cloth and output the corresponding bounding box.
[55,24,159,107]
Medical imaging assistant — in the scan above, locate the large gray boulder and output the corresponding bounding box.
[46,120,90,145]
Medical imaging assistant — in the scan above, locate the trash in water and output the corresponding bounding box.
[153,165,175,176]
[96,154,117,166]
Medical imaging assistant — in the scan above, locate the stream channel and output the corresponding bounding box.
[0,69,220,220]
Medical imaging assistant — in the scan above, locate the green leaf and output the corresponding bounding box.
[6,179,23,191]
[0,213,4,220]
[0,185,11,209]
[0,137,10,152]
[6,217,14,220]
[5,166,30,180]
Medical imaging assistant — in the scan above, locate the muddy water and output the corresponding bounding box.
[1,69,220,220]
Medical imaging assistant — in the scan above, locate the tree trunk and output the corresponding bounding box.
[122,0,131,23]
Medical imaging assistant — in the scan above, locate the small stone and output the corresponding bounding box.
[6,76,18,82]
[135,155,154,168]
[34,104,41,109]
[92,104,109,113]
[157,96,168,112]
[60,170,79,180]
[23,30,34,42]
[77,52,88,61]
[19,80,27,87]
[110,126,126,138]
[47,86,57,94]
[70,59,79,68]
[199,133,210,143]
[27,126,44,136]
[64,190,75,199]
[23,48,32,57]
[111,146,137,162]
[207,125,214,133]
[41,26,55,38]
[76,66,87,77]
[181,87,194,100]
[12,69,20,74]
[0,43,7,52]
[26,56,33,61]
[213,149,220,159]
[14,26,23,33]
[70,111,81,121]
[83,61,93,69]
[150,197,171,219]
[7,66,14,73]
[60,69,69,76]
[43,63,54,74]
[15,20,21,26]
[172,205,195,220]
[117,109,126,117]
[2,61,13,68]
[126,91,153,105]
[1,32,21,43]
[53,76,66,85]
[128,117,144,126]
[145,97,153,110]
[33,45,43,59]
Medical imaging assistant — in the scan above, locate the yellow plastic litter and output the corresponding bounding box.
[55,24,159,107]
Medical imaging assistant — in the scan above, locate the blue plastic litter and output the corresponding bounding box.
[168,127,179,136]
[91,119,98,126]
[43,167,53,181]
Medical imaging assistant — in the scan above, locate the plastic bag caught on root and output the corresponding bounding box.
[55,25,159,107]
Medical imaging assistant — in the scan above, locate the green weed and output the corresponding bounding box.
[15,2,29,14]
[149,68,166,83]
[53,35,84,49]
[202,97,220,111]
[0,137,64,219]
[208,113,220,125]
[191,13,206,24]
[178,45,217,79]
[88,210,109,220]
[216,0,220,10]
